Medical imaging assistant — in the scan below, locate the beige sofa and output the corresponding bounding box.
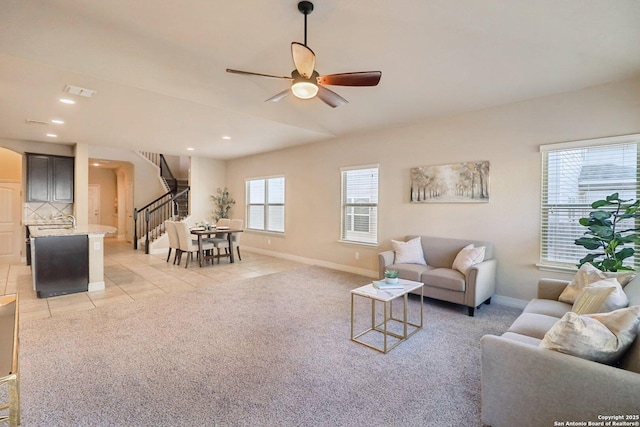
[378,235,497,316]
[480,275,640,427]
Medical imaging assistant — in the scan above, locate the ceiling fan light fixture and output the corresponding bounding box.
[291,81,318,99]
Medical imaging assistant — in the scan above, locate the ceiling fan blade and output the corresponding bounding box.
[226,69,293,80]
[291,42,316,79]
[316,85,348,108]
[317,71,382,87]
[265,89,291,103]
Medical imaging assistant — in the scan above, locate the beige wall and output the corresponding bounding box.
[189,156,226,224]
[226,75,640,303]
[0,148,22,181]
[88,145,166,209]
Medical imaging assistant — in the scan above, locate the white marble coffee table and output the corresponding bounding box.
[350,279,424,353]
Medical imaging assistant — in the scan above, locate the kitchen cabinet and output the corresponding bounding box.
[26,154,74,203]
[32,234,88,298]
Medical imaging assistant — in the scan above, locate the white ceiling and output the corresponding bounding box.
[1,0,639,160]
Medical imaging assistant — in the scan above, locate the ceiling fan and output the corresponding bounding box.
[226,1,382,108]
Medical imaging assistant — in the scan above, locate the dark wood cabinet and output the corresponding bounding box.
[33,234,88,298]
[26,153,74,203]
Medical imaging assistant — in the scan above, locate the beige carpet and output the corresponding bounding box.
[17,266,520,426]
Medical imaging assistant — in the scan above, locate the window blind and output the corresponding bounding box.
[341,166,379,244]
[246,176,285,233]
[540,141,640,269]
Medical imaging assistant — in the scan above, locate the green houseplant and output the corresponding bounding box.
[574,192,640,272]
[384,269,400,284]
[211,187,236,222]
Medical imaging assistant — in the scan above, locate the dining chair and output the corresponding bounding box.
[216,218,230,228]
[211,219,243,263]
[164,220,181,264]
[175,221,214,268]
[207,217,231,246]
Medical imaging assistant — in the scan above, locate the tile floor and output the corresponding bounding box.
[0,238,305,322]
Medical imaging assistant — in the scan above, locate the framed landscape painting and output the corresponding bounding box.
[410,161,490,203]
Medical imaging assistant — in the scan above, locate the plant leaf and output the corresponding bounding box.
[588,225,613,240]
[574,237,603,250]
[615,247,635,261]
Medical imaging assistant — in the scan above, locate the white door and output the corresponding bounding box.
[0,182,22,263]
[88,184,100,225]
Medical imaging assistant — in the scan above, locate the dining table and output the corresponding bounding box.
[190,227,244,267]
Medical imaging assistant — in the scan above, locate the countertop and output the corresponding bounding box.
[29,224,117,238]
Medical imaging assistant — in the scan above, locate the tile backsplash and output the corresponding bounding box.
[24,203,73,223]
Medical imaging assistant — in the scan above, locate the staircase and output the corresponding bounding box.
[174,179,189,219]
[135,152,190,253]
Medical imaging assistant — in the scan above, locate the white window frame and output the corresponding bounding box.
[245,175,285,233]
[539,134,640,271]
[340,165,379,245]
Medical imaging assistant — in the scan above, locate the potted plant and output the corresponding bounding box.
[384,269,400,284]
[211,187,236,222]
[574,192,640,272]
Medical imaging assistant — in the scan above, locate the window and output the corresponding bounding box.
[341,166,379,244]
[540,135,640,270]
[246,176,285,233]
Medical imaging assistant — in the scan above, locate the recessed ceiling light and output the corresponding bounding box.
[92,163,100,167]
[186,147,195,151]
[222,136,231,140]
[51,119,64,124]
[59,98,75,104]
[46,133,57,138]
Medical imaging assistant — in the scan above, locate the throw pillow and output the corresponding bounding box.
[540,305,640,364]
[452,244,486,275]
[603,271,636,287]
[579,278,629,312]
[392,237,427,265]
[571,284,615,315]
[559,263,607,304]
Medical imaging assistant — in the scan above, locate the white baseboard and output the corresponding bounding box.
[492,295,528,310]
[243,246,379,278]
[88,281,105,292]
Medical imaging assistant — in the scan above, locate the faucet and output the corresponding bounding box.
[54,214,76,228]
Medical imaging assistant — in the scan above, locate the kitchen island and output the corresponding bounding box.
[29,224,116,298]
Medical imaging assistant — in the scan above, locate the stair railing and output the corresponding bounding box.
[133,186,190,252]
[159,154,177,194]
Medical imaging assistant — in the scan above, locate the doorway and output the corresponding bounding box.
[88,184,101,225]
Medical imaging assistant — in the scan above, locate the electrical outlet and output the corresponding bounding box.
[355,252,359,260]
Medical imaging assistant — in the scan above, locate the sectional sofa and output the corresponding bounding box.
[481,273,640,426]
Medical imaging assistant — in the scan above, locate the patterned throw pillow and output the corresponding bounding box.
[560,264,630,311]
[452,244,486,275]
[571,284,615,315]
[540,305,640,364]
[392,237,426,265]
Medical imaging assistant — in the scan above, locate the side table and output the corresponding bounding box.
[350,279,424,353]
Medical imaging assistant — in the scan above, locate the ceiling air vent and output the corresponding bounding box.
[25,119,49,125]
[64,84,97,98]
